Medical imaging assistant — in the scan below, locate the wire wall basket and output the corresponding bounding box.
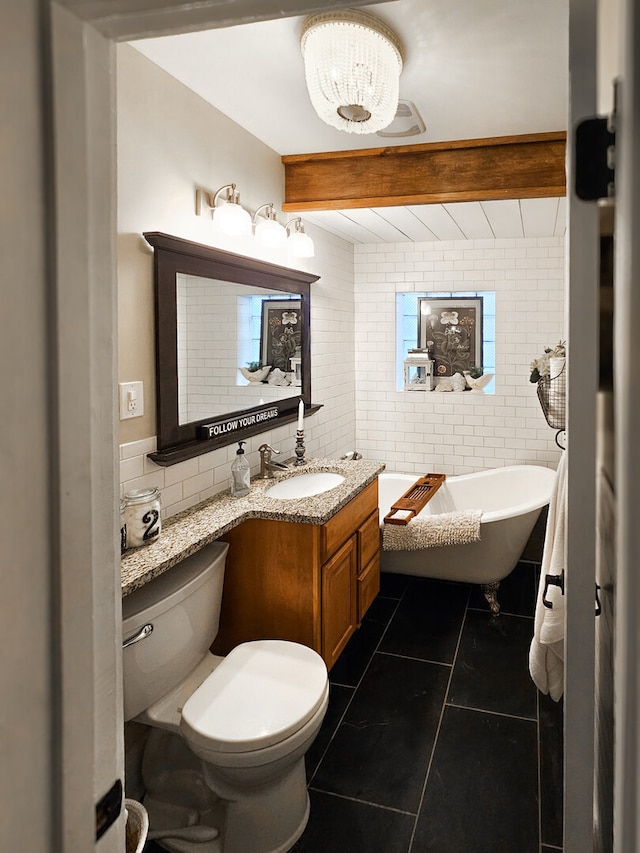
[537,361,566,431]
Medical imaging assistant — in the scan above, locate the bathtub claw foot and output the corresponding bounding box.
[481,582,501,615]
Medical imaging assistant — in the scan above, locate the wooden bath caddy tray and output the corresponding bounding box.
[383,474,446,526]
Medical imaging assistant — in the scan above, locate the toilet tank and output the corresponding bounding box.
[122,541,229,722]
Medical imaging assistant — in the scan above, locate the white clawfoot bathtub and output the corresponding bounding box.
[379,466,556,609]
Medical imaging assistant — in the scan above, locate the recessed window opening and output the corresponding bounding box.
[396,291,496,393]
[242,294,300,370]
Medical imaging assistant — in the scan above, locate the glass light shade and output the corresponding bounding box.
[301,10,403,134]
[213,200,252,236]
[288,229,315,258]
[255,216,287,248]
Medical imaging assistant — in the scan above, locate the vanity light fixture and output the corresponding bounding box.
[286,218,315,258]
[300,9,403,135]
[253,203,287,248]
[197,183,252,236]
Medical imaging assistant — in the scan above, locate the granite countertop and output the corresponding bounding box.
[121,457,385,596]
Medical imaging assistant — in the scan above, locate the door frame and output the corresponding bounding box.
[613,0,640,848]
[565,1,599,849]
[44,0,616,848]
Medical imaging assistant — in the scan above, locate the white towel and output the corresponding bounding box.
[382,510,482,550]
[529,450,567,701]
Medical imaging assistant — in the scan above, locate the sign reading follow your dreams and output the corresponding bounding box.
[199,406,280,440]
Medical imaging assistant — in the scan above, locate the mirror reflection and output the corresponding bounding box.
[176,274,303,424]
[145,231,318,465]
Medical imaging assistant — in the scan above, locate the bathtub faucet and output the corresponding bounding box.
[339,450,362,461]
[257,444,289,478]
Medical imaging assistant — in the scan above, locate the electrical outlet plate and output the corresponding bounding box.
[119,381,144,420]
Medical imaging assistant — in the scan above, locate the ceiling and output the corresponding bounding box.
[130,0,569,243]
[300,197,566,244]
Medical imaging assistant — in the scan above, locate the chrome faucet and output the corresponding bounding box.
[340,450,363,461]
[257,444,290,479]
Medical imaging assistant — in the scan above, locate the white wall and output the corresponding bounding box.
[117,46,565,516]
[117,44,357,516]
[121,227,566,516]
[120,224,356,517]
[354,237,565,474]
[117,42,288,443]
[122,218,357,515]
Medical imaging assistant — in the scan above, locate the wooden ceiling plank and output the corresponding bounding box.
[481,199,524,239]
[554,197,567,236]
[371,206,439,242]
[302,210,380,243]
[442,201,495,240]
[341,209,411,242]
[300,211,359,244]
[520,197,561,237]
[282,131,567,165]
[282,131,566,211]
[406,204,467,240]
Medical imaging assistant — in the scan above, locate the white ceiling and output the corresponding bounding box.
[302,197,566,243]
[130,0,569,242]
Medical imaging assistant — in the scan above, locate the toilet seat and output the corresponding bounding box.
[180,640,328,754]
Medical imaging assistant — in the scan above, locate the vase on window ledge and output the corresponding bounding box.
[238,365,271,383]
[465,372,494,393]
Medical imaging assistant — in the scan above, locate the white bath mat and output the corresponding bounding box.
[382,510,482,550]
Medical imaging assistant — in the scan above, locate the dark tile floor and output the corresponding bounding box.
[291,559,564,853]
[144,509,564,853]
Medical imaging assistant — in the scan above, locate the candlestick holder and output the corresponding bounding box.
[295,429,307,466]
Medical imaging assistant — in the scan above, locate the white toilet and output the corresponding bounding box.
[122,541,329,853]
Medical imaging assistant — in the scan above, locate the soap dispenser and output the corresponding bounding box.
[230,440,250,497]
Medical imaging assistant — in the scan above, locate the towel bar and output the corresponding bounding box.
[542,571,601,616]
[542,571,564,607]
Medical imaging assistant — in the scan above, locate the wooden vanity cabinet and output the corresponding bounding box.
[212,478,380,670]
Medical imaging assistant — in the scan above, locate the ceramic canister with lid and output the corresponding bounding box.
[123,487,162,548]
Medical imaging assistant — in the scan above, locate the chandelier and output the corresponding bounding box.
[300,10,403,135]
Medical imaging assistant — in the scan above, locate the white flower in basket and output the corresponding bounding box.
[529,341,566,384]
[530,341,566,429]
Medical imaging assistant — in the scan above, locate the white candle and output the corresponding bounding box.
[298,398,304,431]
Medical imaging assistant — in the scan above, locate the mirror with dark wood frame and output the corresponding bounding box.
[144,232,320,466]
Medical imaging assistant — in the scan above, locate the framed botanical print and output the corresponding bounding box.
[418,296,483,377]
[260,299,302,373]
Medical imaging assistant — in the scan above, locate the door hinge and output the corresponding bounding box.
[575,117,615,200]
[575,80,618,201]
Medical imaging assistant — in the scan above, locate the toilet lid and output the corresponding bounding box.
[180,640,328,754]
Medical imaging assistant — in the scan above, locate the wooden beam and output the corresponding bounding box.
[282,131,566,211]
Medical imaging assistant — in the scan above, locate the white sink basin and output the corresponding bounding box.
[266,472,345,499]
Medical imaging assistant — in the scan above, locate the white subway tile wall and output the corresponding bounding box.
[120,225,357,519]
[120,233,565,517]
[177,275,294,423]
[354,236,565,476]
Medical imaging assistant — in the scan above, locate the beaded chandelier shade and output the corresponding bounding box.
[300,10,403,135]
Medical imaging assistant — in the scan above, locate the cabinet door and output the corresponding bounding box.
[357,555,380,623]
[322,480,378,562]
[322,535,357,670]
[357,510,381,621]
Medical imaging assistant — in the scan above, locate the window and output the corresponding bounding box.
[245,294,299,366]
[397,291,496,393]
